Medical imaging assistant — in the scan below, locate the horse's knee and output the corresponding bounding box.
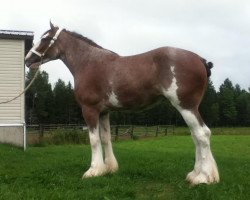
[193,129,210,147]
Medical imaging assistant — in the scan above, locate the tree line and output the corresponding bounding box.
[25,70,250,127]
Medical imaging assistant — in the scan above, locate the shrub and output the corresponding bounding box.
[48,129,89,145]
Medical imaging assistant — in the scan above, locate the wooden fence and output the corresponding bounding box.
[110,125,175,140]
[26,124,175,144]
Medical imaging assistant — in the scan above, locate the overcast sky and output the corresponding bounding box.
[1,0,249,90]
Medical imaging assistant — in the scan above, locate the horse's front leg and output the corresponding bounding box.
[100,113,118,173]
[82,107,107,178]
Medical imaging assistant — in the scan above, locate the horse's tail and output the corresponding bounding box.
[201,58,213,77]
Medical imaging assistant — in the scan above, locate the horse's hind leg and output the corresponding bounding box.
[99,113,119,173]
[161,64,219,184]
[177,108,219,185]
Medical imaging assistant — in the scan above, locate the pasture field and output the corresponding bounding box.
[0,134,249,199]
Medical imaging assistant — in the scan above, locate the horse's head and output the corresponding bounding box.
[25,22,64,69]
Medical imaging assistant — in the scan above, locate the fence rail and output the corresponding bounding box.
[26,124,175,144]
[110,125,175,140]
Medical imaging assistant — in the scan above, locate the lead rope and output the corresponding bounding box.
[0,60,42,104]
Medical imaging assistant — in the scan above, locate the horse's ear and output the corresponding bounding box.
[50,21,55,30]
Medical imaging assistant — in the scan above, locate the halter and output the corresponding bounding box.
[30,27,63,58]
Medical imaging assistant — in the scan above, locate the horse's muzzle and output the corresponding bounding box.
[25,60,40,69]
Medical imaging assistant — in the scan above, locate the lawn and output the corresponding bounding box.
[0,135,249,200]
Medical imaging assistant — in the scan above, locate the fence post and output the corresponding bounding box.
[130,125,134,139]
[115,125,119,141]
[39,124,44,142]
[156,125,159,137]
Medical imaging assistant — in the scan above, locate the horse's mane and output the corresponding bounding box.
[65,30,103,49]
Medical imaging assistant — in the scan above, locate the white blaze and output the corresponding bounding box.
[25,40,41,60]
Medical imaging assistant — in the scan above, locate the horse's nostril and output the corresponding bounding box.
[25,60,31,67]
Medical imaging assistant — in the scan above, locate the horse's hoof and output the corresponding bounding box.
[186,170,198,183]
[186,170,219,185]
[105,158,119,173]
[82,165,107,178]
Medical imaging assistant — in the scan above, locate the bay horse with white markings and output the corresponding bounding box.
[25,22,219,185]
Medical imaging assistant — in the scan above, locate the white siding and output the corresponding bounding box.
[0,39,25,124]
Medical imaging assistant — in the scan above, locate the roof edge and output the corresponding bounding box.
[0,30,34,40]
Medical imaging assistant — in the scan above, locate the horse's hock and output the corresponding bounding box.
[0,30,33,150]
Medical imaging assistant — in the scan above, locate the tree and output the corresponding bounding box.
[218,78,237,126]
[65,82,82,124]
[234,85,250,126]
[53,79,68,123]
[25,70,54,124]
[200,79,219,126]
[247,91,250,125]
[53,79,82,124]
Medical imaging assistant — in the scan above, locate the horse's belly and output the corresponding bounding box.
[107,89,162,111]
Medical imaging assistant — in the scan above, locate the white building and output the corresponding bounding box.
[0,30,33,149]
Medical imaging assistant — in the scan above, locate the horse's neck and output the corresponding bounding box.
[59,34,116,77]
[59,36,92,76]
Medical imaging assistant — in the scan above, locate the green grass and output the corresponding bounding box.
[211,127,250,135]
[0,135,250,199]
[174,127,250,135]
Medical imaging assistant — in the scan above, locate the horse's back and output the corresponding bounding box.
[118,46,208,79]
